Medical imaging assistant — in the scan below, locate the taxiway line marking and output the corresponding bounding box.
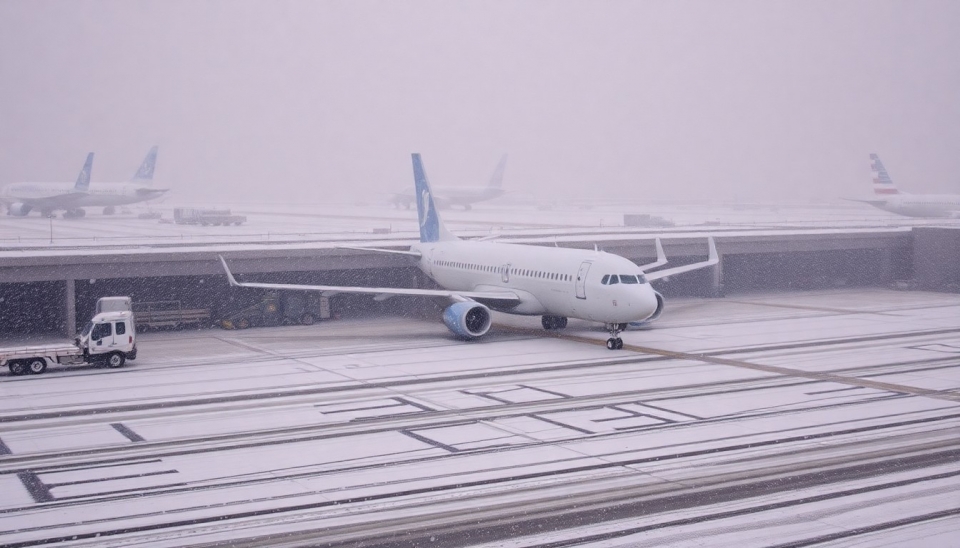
[499,325,960,403]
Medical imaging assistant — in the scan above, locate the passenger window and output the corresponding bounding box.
[601,275,610,284]
[609,275,620,285]
[621,275,638,284]
[115,321,126,335]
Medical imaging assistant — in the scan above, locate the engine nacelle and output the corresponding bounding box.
[7,203,32,216]
[442,302,492,339]
[629,290,665,327]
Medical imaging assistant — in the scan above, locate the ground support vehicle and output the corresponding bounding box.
[221,292,330,329]
[134,301,212,331]
[1,310,137,376]
[173,208,247,226]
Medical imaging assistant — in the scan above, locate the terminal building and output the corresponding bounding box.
[1,226,958,336]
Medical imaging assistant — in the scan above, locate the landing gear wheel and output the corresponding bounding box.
[604,323,627,350]
[300,313,315,326]
[9,361,27,376]
[27,359,47,375]
[106,352,125,368]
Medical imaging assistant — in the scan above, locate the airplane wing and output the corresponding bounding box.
[219,256,519,302]
[335,245,422,258]
[645,237,718,281]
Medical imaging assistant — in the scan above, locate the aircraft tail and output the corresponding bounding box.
[74,153,94,191]
[131,146,159,184]
[869,153,900,195]
[488,154,508,189]
[412,153,458,243]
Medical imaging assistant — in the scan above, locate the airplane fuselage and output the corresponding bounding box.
[412,240,661,324]
[870,195,960,218]
[1,181,167,210]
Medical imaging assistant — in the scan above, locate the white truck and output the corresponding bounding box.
[1,298,138,376]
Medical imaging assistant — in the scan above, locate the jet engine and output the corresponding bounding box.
[7,203,32,216]
[629,290,665,327]
[442,302,492,339]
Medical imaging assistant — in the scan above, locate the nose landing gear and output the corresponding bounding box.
[605,323,626,350]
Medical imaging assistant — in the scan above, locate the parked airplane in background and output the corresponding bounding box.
[391,154,507,210]
[1,152,94,218]
[848,153,960,218]
[1,146,168,218]
[221,153,717,350]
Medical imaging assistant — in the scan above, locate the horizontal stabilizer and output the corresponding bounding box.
[645,237,718,281]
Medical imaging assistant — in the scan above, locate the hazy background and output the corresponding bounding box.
[1,0,959,205]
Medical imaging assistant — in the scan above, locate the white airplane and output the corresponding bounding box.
[1,146,168,218]
[0,152,94,218]
[221,153,717,350]
[390,154,507,210]
[847,153,960,218]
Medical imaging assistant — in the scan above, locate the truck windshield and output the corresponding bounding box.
[80,321,93,337]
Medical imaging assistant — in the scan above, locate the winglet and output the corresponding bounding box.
[75,153,94,191]
[707,236,718,263]
[132,146,159,184]
[638,237,668,271]
[644,237,719,282]
[219,255,240,287]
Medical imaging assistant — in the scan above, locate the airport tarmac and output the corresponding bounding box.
[1,287,958,547]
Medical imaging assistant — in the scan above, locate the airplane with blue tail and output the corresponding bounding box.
[1,146,168,218]
[220,153,717,349]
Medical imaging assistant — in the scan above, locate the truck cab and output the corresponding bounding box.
[77,311,137,367]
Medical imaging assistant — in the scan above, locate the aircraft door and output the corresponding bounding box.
[89,322,113,354]
[575,261,592,299]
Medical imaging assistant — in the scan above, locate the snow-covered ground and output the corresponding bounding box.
[1,288,959,546]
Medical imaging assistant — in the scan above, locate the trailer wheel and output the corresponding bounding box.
[9,361,28,376]
[106,352,125,368]
[300,313,315,326]
[27,358,47,375]
[237,317,250,329]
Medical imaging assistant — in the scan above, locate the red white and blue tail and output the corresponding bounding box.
[869,153,900,195]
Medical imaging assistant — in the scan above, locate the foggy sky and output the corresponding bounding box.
[1,0,959,204]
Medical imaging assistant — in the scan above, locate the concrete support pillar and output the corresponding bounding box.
[64,279,76,336]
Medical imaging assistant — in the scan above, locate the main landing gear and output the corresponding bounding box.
[541,315,568,330]
[605,323,627,350]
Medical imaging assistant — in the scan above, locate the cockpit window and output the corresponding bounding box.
[620,275,638,284]
[601,275,610,284]
[637,273,648,284]
[608,275,620,285]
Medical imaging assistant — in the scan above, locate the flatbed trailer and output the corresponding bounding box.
[134,300,212,331]
[1,308,138,376]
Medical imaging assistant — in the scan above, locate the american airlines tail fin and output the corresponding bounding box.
[412,153,458,243]
[869,153,900,195]
[488,154,508,189]
[131,146,159,184]
[74,153,94,192]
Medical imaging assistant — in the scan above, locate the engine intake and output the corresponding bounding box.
[7,203,32,216]
[442,302,492,339]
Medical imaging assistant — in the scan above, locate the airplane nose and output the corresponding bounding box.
[639,286,659,319]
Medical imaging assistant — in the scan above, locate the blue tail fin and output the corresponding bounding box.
[132,146,158,183]
[74,153,94,191]
[412,153,457,243]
